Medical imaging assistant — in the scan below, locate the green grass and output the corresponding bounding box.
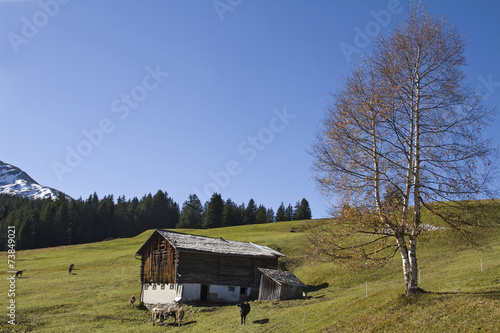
[1,212,499,332]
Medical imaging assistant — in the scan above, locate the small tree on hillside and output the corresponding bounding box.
[310,3,497,295]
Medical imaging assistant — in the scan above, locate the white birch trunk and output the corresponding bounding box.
[409,48,422,293]
[396,237,411,293]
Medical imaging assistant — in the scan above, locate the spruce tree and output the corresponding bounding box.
[276,202,286,222]
[284,204,294,221]
[294,198,312,220]
[222,198,238,227]
[179,194,204,228]
[203,193,224,228]
[255,205,267,224]
[244,199,257,225]
[266,208,275,223]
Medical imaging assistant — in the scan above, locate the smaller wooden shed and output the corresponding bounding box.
[258,268,307,301]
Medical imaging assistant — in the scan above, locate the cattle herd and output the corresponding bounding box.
[130,296,252,327]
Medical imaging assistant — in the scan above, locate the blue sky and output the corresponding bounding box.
[1,0,499,219]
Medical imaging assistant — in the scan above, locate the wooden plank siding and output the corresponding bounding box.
[257,268,307,301]
[258,274,281,301]
[142,232,176,284]
[177,252,278,288]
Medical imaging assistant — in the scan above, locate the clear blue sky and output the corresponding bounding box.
[1,0,499,218]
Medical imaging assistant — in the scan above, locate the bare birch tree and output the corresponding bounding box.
[310,4,497,295]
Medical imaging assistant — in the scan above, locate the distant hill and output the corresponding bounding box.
[0,160,70,200]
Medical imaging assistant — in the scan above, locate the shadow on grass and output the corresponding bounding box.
[253,318,270,324]
[308,283,329,292]
[396,288,500,305]
[164,320,196,327]
[434,290,500,300]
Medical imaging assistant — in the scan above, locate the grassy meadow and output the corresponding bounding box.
[1,201,499,332]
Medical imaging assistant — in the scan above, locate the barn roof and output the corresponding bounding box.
[136,230,285,258]
[258,268,307,288]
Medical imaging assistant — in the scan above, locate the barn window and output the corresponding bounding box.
[152,284,157,290]
[161,284,165,290]
[229,287,235,292]
[240,287,247,295]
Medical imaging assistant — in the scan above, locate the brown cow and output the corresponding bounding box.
[129,295,136,308]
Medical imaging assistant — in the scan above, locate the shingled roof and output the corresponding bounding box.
[136,230,285,258]
[258,268,307,288]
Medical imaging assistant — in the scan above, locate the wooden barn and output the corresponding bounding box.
[135,230,284,304]
[257,268,307,301]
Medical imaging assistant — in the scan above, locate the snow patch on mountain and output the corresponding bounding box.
[0,160,69,200]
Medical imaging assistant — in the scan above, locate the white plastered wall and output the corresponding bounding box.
[141,283,183,304]
[142,283,254,304]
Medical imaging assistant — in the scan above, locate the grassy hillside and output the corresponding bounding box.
[1,205,499,332]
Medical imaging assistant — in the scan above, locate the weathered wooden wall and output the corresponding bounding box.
[258,275,306,300]
[258,274,281,301]
[178,252,278,288]
[279,284,305,300]
[141,232,176,284]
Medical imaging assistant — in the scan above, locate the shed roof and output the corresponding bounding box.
[136,230,285,259]
[258,268,307,288]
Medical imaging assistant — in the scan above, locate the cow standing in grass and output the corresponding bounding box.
[152,308,166,326]
[163,308,185,327]
[129,295,136,308]
[174,308,184,327]
[238,302,250,325]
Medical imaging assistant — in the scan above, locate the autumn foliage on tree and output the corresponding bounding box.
[310,4,497,295]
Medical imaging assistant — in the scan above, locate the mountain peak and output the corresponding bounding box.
[0,160,70,200]
[0,160,38,186]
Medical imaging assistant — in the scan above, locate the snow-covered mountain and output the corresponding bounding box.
[0,160,69,200]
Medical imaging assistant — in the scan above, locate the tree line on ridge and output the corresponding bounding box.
[0,191,312,250]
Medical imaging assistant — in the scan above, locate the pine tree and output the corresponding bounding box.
[255,205,267,224]
[203,193,224,228]
[221,198,238,227]
[276,202,286,222]
[294,198,312,220]
[244,199,257,225]
[179,194,204,228]
[284,204,294,221]
[266,208,275,223]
